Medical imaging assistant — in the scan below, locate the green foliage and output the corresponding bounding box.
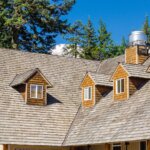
[143,16,150,43]
[63,21,84,58]
[64,18,126,60]
[96,19,114,60]
[0,0,76,53]
[80,18,98,59]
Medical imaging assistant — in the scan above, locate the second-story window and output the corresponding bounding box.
[112,144,121,150]
[140,141,147,150]
[116,78,124,94]
[84,87,92,100]
[30,84,43,99]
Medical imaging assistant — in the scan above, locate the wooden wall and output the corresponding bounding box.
[129,77,147,96]
[9,145,69,150]
[125,46,137,64]
[95,86,112,103]
[3,141,150,150]
[112,64,129,101]
[26,72,48,106]
[125,45,149,64]
[81,74,95,108]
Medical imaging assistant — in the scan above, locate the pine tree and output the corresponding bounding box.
[63,21,84,58]
[97,19,114,60]
[143,16,150,43]
[81,18,97,60]
[0,0,76,53]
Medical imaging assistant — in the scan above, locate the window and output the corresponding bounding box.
[140,141,147,150]
[116,78,124,94]
[84,87,92,100]
[112,144,121,150]
[30,84,43,99]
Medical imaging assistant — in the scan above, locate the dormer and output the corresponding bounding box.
[10,68,52,106]
[125,31,149,64]
[111,63,149,101]
[80,72,113,108]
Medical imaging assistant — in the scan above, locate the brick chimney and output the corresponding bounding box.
[125,31,149,64]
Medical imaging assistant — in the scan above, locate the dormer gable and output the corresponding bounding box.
[10,68,52,106]
[111,63,149,101]
[80,72,113,108]
[111,64,129,101]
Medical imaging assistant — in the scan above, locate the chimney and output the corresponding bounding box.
[125,31,149,64]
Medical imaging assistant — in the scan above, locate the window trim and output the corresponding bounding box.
[139,141,147,150]
[84,86,92,101]
[116,78,125,94]
[30,84,43,99]
[112,143,122,150]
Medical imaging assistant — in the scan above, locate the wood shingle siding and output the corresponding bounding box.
[125,46,137,64]
[112,64,129,100]
[125,45,149,64]
[95,86,112,103]
[26,72,48,106]
[81,74,95,108]
[129,77,147,96]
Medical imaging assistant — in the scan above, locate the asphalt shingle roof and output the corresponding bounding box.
[0,48,150,146]
[10,68,52,87]
[122,63,150,79]
[88,72,113,87]
[0,48,99,146]
[64,81,150,146]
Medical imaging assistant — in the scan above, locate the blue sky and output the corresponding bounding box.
[56,0,150,45]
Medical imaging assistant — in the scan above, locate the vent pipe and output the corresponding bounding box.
[129,31,147,46]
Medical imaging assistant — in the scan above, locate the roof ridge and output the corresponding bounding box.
[0,48,100,63]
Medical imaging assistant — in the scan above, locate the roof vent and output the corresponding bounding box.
[129,31,147,46]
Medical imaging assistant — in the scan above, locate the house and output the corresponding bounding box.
[0,31,150,150]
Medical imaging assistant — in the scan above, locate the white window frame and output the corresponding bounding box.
[84,86,92,101]
[112,143,122,150]
[139,141,147,150]
[116,78,125,94]
[30,84,43,99]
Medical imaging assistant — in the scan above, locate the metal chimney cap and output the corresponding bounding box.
[129,30,147,46]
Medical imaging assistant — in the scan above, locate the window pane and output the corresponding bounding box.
[84,88,88,100]
[140,141,146,150]
[121,79,124,92]
[88,87,92,99]
[31,85,36,98]
[37,86,43,99]
[113,144,121,150]
[113,147,121,150]
[117,80,120,93]
[84,87,92,100]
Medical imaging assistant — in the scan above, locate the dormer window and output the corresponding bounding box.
[10,68,53,106]
[81,72,113,108]
[30,84,43,99]
[116,79,124,94]
[84,87,92,101]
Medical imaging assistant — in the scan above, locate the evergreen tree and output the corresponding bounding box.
[143,16,150,43]
[96,19,114,60]
[81,18,97,60]
[63,21,84,58]
[109,36,126,57]
[0,0,75,53]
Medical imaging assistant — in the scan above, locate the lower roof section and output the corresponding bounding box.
[64,81,150,146]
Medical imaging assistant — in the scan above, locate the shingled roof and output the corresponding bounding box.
[0,48,99,146]
[0,48,150,146]
[122,63,150,79]
[10,68,52,87]
[88,72,113,87]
